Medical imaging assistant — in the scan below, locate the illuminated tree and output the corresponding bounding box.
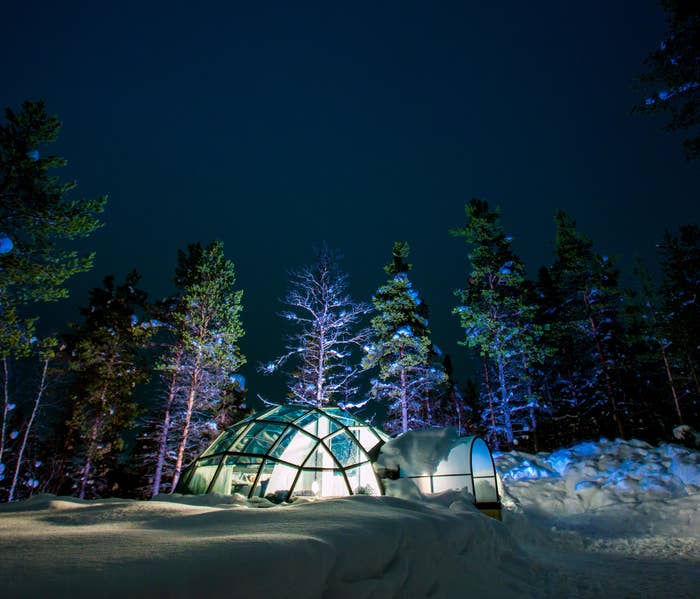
[0,100,104,497]
[432,355,473,436]
[364,242,446,435]
[167,241,246,492]
[263,244,371,407]
[637,0,700,159]
[452,200,546,448]
[65,272,153,499]
[538,211,626,439]
[657,225,700,420]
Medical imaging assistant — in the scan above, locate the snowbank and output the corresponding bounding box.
[1,438,698,597]
[496,438,700,512]
[0,492,548,598]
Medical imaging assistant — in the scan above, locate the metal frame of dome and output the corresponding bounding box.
[177,405,390,501]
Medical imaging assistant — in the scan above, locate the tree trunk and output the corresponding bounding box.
[79,415,102,499]
[496,355,514,446]
[316,325,325,407]
[400,369,408,434]
[152,353,182,497]
[8,357,49,502]
[521,355,538,452]
[660,344,683,424]
[582,291,625,438]
[0,356,10,469]
[79,381,108,499]
[453,390,462,435]
[171,368,199,492]
[688,354,700,397]
[482,358,498,449]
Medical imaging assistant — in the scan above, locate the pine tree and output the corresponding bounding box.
[431,355,473,436]
[637,0,700,159]
[262,244,371,407]
[539,211,626,439]
[65,272,153,499]
[657,224,700,422]
[167,241,246,492]
[628,259,683,428]
[452,200,546,448]
[0,101,105,489]
[364,242,445,435]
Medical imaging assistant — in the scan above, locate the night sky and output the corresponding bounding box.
[3,1,699,403]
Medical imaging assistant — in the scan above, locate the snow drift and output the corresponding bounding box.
[0,438,698,598]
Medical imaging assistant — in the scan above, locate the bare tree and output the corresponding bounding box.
[262,245,371,407]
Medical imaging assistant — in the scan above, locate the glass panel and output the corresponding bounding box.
[241,423,286,455]
[326,430,362,467]
[269,429,317,465]
[435,443,470,476]
[295,413,340,438]
[432,474,469,493]
[345,463,381,496]
[471,438,495,478]
[293,468,349,497]
[265,461,299,501]
[186,456,223,494]
[411,475,432,495]
[251,461,276,498]
[201,424,246,457]
[228,422,267,454]
[302,442,337,470]
[348,426,381,452]
[293,411,319,431]
[264,405,310,422]
[214,456,263,496]
[474,477,499,504]
[324,409,358,427]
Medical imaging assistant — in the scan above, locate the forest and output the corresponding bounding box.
[0,99,698,503]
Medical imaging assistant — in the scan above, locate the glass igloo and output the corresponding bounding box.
[176,405,390,501]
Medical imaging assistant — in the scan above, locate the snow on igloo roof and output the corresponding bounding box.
[179,405,390,500]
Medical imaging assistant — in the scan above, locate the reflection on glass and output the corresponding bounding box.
[181,406,387,500]
[471,438,495,478]
[474,477,498,504]
[345,462,381,495]
[188,456,222,494]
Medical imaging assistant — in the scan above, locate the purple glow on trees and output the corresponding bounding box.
[263,244,371,408]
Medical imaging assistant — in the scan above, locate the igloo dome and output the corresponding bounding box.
[176,405,390,501]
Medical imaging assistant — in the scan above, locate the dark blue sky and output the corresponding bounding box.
[3,1,699,402]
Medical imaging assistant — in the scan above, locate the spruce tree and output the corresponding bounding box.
[539,211,626,439]
[262,244,371,407]
[658,224,700,422]
[452,199,545,448]
[636,0,700,159]
[432,355,473,436]
[364,241,445,435]
[65,272,153,498]
[628,259,683,429]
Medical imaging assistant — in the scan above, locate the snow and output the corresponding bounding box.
[375,427,461,474]
[1,438,699,597]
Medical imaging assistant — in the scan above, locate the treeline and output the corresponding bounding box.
[1,101,698,502]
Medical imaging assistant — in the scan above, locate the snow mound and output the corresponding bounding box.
[495,438,700,547]
[1,439,699,597]
[0,491,554,598]
[375,426,460,474]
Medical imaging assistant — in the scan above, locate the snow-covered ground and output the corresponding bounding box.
[1,438,698,598]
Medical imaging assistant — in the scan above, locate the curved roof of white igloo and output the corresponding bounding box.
[177,404,390,500]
